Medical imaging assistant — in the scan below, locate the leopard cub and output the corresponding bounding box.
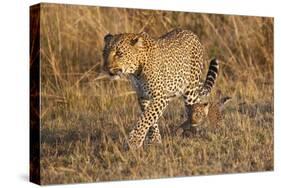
[176,90,231,136]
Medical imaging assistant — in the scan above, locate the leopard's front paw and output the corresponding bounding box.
[128,130,145,149]
[147,132,162,145]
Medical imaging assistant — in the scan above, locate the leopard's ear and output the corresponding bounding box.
[139,31,149,37]
[203,102,210,108]
[130,32,150,47]
[216,89,222,99]
[221,96,231,105]
[104,33,113,43]
[130,36,144,47]
[202,102,210,115]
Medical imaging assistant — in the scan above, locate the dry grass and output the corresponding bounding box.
[38,3,273,185]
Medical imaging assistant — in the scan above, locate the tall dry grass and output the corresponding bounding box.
[38,3,273,185]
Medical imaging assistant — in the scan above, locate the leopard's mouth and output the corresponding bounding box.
[108,67,123,80]
[108,67,122,76]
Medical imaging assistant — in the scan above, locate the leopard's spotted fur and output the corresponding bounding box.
[103,29,207,149]
[176,90,231,136]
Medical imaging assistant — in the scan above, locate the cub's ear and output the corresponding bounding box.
[203,102,210,108]
[104,33,113,43]
[130,36,144,47]
[221,96,232,105]
[202,102,210,115]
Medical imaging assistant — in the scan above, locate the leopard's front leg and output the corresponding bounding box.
[129,97,168,149]
[139,98,162,144]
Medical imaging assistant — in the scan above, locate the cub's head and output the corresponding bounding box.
[102,32,153,77]
[190,102,209,126]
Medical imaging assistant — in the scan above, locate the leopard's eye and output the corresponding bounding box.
[115,51,123,58]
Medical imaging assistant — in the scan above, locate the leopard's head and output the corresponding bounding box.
[191,102,209,125]
[102,32,153,77]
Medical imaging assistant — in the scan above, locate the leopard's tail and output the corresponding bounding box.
[199,58,219,97]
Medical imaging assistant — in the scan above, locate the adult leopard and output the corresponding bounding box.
[103,28,208,149]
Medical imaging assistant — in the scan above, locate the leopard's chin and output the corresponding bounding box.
[110,75,121,80]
